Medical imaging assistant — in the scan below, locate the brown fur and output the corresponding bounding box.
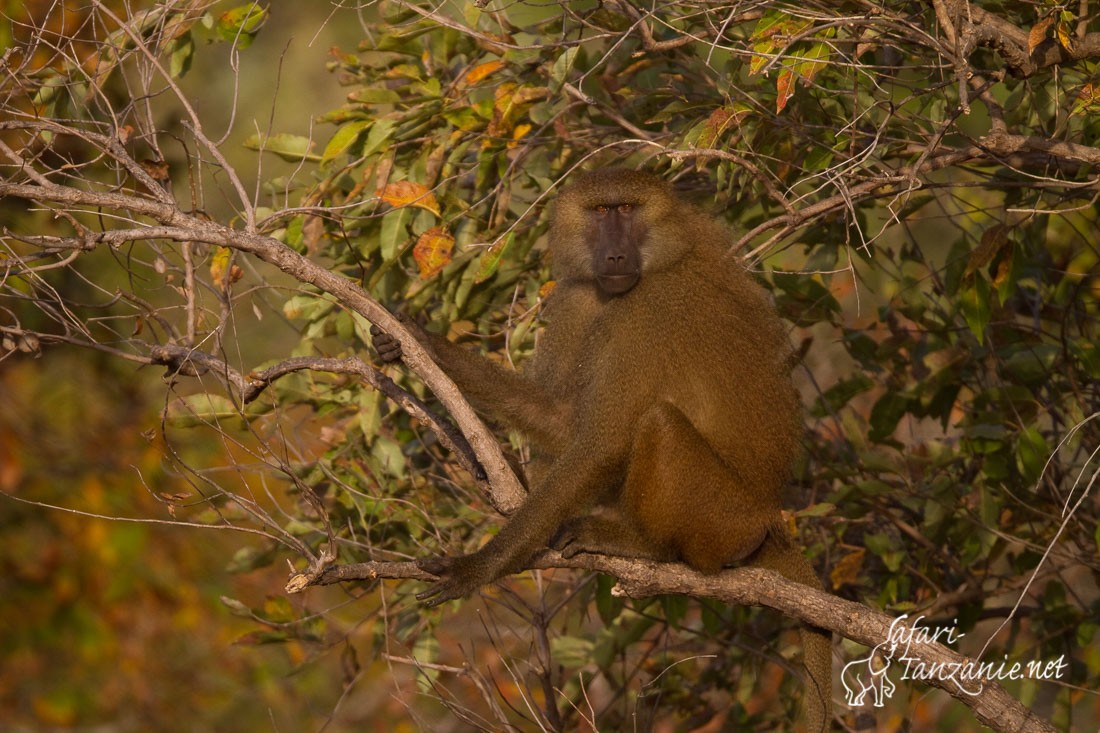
[373,169,832,731]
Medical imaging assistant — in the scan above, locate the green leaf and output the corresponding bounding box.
[803,144,835,173]
[216,4,268,48]
[959,275,992,345]
[225,545,276,573]
[550,635,596,668]
[168,33,195,78]
[749,9,793,42]
[233,630,289,645]
[220,596,253,618]
[1003,344,1057,384]
[350,88,403,104]
[965,423,1008,455]
[243,132,319,162]
[411,633,441,687]
[550,47,579,93]
[868,391,909,441]
[321,119,371,165]
[856,479,893,496]
[362,117,396,158]
[813,373,873,416]
[283,294,334,321]
[31,71,66,108]
[379,208,411,262]
[660,594,689,626]
[1016,427,1049,483]
[795,40,831,84]
[475,232,513,283]
[371,436,407,479]
[797,502,836,517]
[442,107,484,131]
[1077,622,1098,648]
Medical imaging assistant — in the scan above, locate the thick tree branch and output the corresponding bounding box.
[293,554,1056,733]
[979,129,1100,167]
[934,2,1100,78]
[0,180,526,513]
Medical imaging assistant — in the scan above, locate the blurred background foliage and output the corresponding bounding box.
[1,0,1099,731]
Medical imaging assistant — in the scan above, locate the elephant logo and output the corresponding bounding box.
[841,641,898,708]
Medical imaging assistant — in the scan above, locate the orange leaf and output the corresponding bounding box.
[140,158,170,182]
[538,280,557,299]
[1028,16,1054,54]
[775,69,795,113]
[698,106,747,147]
[412,227,454,279]
[463,60,505,86]
[375,181,441,216]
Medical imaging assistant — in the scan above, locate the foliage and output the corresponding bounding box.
[2,1,1100,731]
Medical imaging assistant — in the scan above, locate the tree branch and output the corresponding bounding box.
[0,179,527,513]
[934,2,1100,78]
[292,553,1056,733]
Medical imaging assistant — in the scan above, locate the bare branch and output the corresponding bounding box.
[295,554,1056,733]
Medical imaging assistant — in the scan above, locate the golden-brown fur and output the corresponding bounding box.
[373,169,832,731]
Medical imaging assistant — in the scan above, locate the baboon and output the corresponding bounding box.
[372,169,832,731]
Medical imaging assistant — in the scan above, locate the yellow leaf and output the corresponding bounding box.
[796,40,831,85]
[507,124,532,149]
[1056,19,1074,52]
[210,247,243,288]
[749,43,772,76]
[511,85,548,105]
[375,181,441,216]
[488,84,548,137]
[412,227,454,279]
[830,548,865,590]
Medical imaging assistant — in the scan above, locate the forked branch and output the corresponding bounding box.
[0,179,526,514]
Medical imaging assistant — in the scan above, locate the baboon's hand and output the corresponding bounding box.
[369,323,403,363]
[415,553,498,607]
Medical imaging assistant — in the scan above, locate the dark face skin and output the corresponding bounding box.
[590,203,645,295]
